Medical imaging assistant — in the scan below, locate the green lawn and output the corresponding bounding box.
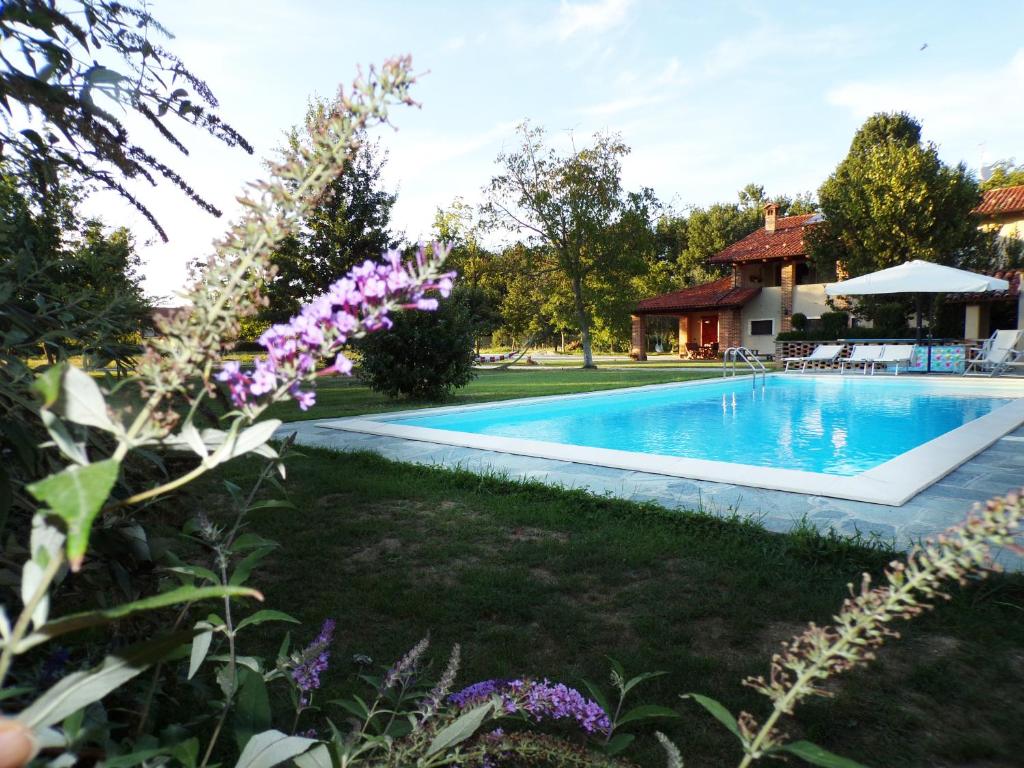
[201,450,1024,768]
[263,366,720,421]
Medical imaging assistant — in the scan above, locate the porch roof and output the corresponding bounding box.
[944,269,1022,304]
[635,276,761,315]
[974,185,1024,218]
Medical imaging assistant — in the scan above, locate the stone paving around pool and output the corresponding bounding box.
[274,420,1024,571]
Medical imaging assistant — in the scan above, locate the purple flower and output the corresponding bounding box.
[220,243,455,410]
[291,619,336,704]
[449,678,611,735]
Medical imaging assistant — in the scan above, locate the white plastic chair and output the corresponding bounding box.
[840,345,882,375]
[873,345,916,376]
[964,329,1024,376]
[783,344,844,373]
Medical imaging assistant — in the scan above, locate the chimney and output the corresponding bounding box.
[764,202,779,233]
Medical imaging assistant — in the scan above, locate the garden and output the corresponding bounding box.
[1,4,1023,768]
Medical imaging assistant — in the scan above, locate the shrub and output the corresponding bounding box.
[790,312,807,331]
[358,288,477,399]
[819,311,849,339]
[870,301,910,333]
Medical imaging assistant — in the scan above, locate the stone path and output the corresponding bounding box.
[274,420,1024,570]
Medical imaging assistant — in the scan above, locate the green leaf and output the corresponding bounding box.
[426,703,493,757]
[615,704,680,728]
[189,624,214,680]
[293,744,333,768]
[27,458,121,569]
[233,533,279,551]
[235,729,317,768]
[57,366,115,431]
[15,584,261,652]
[230,546,276,587]
[17,632,192,729]
[32,364,64,407]
[101,747,171,768]
[684,693,742,741]
[236,610,300,632]
[234,667,272,753]
[171,738,200,768]
[621,670,669,696]
[779,741,870,768]
[604,732,635,756]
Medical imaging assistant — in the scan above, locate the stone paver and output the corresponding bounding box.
[275,420,1024,570]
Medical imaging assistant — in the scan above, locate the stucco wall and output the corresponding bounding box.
[740,286,782,353]
[793,283,830,319]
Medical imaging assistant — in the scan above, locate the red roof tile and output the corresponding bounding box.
[707,213,820,264]
[974,185,1024,217]
[635,276,761,314]
[945,269,1022,303]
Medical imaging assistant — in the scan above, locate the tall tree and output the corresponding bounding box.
[0,0,251,240]
[261,112,397,324]
[807,112,984,278]
[484,124,651,367]
[981,160,1024,191]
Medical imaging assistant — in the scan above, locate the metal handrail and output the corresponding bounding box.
[722,346,767,388]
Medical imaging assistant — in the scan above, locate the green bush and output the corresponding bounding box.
[790,312,807,331]
[820,311,849,339]
[869,301,910,333]
[358,289,477,399]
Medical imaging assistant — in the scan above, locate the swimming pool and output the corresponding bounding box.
[327,375,1024,505]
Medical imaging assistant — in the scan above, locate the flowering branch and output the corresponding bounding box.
[732,490,1024,766]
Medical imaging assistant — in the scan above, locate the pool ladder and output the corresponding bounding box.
[722,347,767,389]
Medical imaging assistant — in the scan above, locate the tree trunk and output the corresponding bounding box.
[571,276,595,368]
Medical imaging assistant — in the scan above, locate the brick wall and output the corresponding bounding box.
[719,308,742,350]
[780,262,795,332]
[630,315,647,360]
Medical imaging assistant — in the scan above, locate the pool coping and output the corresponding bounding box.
[321,374,1024,507]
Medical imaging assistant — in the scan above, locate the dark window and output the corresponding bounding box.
[795,261,819,285]
[750,319,774,336]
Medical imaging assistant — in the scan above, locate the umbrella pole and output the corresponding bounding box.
[915,293,924,343]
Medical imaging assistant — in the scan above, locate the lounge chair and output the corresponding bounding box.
[873,344,916,375]
[840,345,882,375]
[964,329,1024,376]
[783,343,844,373]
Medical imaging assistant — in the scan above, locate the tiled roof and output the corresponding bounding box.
[708,213,820,264]
[635,276,761,314]
[974,185,1024,217]
[945,269,1021,303]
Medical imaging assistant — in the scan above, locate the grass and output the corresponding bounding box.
[194,449,1024,768]
[262,366,719,422]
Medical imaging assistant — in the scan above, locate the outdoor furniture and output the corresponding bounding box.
[964,329,1024,376]
[840,345,882,374]
[684,342,701,359]
[783,343,844,372]
[873,344,917,375]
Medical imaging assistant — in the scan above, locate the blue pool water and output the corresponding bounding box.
[392,377,1016,476]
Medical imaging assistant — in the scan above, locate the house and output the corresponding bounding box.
[632,187,1024,360]
[953,184,1024,337]
[631,204,830,359]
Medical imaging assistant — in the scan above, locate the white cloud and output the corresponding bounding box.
[554,0,634,41]
[703,23,862,78]
[826,49,1024,161]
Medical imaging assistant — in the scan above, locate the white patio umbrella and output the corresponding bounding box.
[825,259,1009,342]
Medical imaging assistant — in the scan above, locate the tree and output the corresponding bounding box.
[981,160,1024,191]
[484,124,651,367]
[0,0,251,240]
[808,112,984,278]
[261,114,397,324]
[357,291,477,400]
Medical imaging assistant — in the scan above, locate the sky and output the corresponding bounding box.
[86,0,1024,301]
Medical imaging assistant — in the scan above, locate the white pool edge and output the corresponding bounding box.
[321,374,1024,507]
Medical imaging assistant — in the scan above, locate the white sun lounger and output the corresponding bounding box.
[783,344,844,373]
[840,345,882,374]
[964,329,1024,376]
[873,344,916,375]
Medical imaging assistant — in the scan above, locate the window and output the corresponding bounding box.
[795,261,819,285]
[749,319,774,336]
